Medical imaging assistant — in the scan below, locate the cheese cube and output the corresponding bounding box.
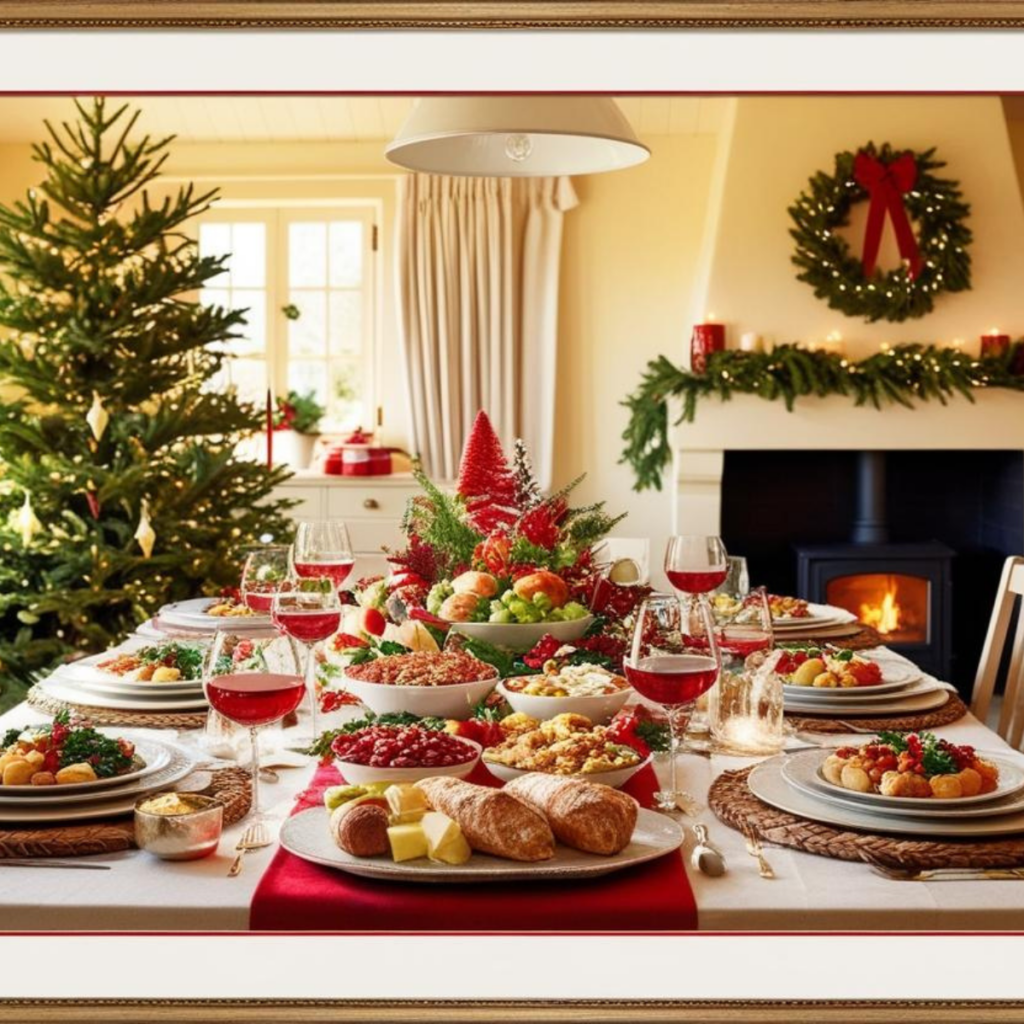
[386,822,428,863]
[421,811,472,866]
[386,783,429,823]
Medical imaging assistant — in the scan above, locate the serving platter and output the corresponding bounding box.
[748,755,1024,837]
[279,804,684,883]
[448,615,594,652]
[780,750,1024,820]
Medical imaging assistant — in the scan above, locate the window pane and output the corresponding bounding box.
[330,357,364,428]
[289,222,327,287]
[232,289,266,353]
[199,223,231,285]
[226,357,268,406]
[328,291,363,353]
[288,291,326,357]
[329,221,363,287]
[199,288,230,310]
[230,223,266,288]
[288,360,328,407]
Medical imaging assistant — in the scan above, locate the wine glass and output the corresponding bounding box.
[203,627,305,822]
[623,593,722,813]
[717,586,774,667]
[664,535,728,596]
[240,545,290,614]
[292,520,356,590]
[271,577,343,742]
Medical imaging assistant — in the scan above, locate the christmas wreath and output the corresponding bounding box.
[789,142,972,322]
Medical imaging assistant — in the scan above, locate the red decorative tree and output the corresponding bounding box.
[456,411,519,533]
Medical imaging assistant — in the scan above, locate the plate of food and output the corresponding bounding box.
[280,773,683,883]
[713,595,854,628]
[481,712,651,789]
[34,675,209,712]
[497,664,632,725]
[329,724,482,784]
[782,686,951,717]
[748,755,1024,838]
[809,734,1024,807]
[0,717,168,795]
[53,641,207,693]
[776,646,919,696]
[340,650,500,719]
[157,596,269,630]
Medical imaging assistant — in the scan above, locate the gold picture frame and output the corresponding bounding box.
[2,1001,1024,1021]
[2,0,1024,28]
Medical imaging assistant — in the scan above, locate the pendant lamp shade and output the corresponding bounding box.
[385,97,650,177]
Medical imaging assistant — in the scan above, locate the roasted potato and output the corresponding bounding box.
[929,774,963,799]
[822,754,846,786]
[840,763,872,793]
[790,658,825,686]
[151,666,182,682]
[3,759,36,786]
[958,767,983,797]
[55,762,98,785]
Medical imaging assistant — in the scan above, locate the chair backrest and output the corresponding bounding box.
[592,537,651,584]
[972,555,1024,748]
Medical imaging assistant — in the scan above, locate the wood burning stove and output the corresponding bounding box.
[795,452,954,679]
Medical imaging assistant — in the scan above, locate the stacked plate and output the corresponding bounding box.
[771,601,859,641]
[0,733,197,824]
[154,597,271,635]
[750,747,1024,838]
[781,649,952,717]
[35,639,208,713]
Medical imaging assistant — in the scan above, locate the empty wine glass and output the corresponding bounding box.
[623,593,722,813]
[240,546,290,614]
[203,627,305,822]
[292,520,356,590]
[665,535,729,596]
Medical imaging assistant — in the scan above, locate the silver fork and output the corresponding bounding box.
[861,850,1024,882]
[227,821,272,877]
[742,826,776,879]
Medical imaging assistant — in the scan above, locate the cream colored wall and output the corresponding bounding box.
[556,134,718,577]
[698,96,1024,359]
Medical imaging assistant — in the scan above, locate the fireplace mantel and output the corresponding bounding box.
[672,390,1024,534]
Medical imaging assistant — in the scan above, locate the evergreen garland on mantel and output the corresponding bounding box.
[621,342,1024,493]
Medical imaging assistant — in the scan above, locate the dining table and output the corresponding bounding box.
[2,645,1023,932]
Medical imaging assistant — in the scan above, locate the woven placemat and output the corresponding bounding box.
[0,767,251,859]
[27,684,208,730]
[786,692,969,734]
[709,765,1024,870]
[812,625,883,650]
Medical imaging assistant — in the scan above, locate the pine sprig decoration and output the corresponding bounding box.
[789,142,972,323]
[512,437,543,510]
[621,342,1024,492]
[401,466,481,579]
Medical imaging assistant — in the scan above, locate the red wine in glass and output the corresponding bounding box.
[717,632,772,659]
[206,672,306,727]
[294,560,355,589]
[273,607,342,644]
[243,587,276,614]
[624,654,720,706]
[666,568,728,594]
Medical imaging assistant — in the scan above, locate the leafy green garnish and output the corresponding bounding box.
[138,642,205,680]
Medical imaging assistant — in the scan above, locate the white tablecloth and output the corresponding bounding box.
[2,653,1023,931]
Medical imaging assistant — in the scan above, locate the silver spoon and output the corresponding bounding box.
[690,823,726,877]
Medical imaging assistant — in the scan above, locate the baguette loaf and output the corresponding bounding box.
[504,773,638,855]
[414,777,555,862]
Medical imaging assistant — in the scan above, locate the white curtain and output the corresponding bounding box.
[397,173,578,485]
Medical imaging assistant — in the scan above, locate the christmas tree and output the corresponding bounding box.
[0,98,293,708]
[455,410,518,533]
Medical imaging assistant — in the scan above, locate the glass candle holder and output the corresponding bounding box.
[709,650,785,756]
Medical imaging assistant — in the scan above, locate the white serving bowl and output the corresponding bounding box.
[496,678,632,726]
[481,753,652,790]
[334,740,481,785]
[449,615,594,652]
[340,670,499,719]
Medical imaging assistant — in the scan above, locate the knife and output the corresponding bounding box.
[0,859,112,870]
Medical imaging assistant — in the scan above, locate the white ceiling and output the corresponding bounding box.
[0,96,729,145]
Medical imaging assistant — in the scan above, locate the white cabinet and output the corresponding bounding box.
[270,473,420,580]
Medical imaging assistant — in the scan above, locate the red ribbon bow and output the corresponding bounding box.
[853,150,922,280]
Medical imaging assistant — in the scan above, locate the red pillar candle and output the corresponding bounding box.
[981,330,1010,359]
[266,388,274,469]
[691,321,726,373]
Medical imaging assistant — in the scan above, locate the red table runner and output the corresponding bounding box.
[250,762,698,932]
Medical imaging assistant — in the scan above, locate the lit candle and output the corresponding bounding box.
[981,327,1010,359]
[691,313,726,373]
[718,716,780,756]
[739,332,764,353]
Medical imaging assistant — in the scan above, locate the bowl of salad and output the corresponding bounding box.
[427,569,593,652]
[497,664,632,725]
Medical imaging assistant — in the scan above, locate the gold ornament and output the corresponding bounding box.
[86,392,109,441]
[16,493,42,547]
[135,500,156,559]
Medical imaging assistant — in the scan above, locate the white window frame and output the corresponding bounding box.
[197,200,380,433]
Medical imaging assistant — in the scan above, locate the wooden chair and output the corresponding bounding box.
[971,555,1024,748]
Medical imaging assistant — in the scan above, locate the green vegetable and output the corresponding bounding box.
[137,642,205,680]
[427,581,454,616]
[560,601,589,621]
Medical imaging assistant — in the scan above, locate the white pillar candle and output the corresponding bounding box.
[739,332,764,353]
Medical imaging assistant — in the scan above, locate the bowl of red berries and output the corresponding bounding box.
[330,724,481,784]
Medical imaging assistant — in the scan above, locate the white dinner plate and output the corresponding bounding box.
[781,750,1024,820]
[0,739,196,810]
[749,756,1024,838]
[784,672,929,704]
[35,677,208,712]
[158,597,271,631]
[51,642,207,690]
[279,805,684,883]
[771,603,857,628]
[51,669,205,698]
[783,687,950,717]
[782,658,921,699]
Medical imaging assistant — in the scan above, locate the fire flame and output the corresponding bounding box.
[860,581,902,635]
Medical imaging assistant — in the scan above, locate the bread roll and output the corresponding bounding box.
[505,773,638,855]
[414,777,554,862]
[332,803,390,857]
